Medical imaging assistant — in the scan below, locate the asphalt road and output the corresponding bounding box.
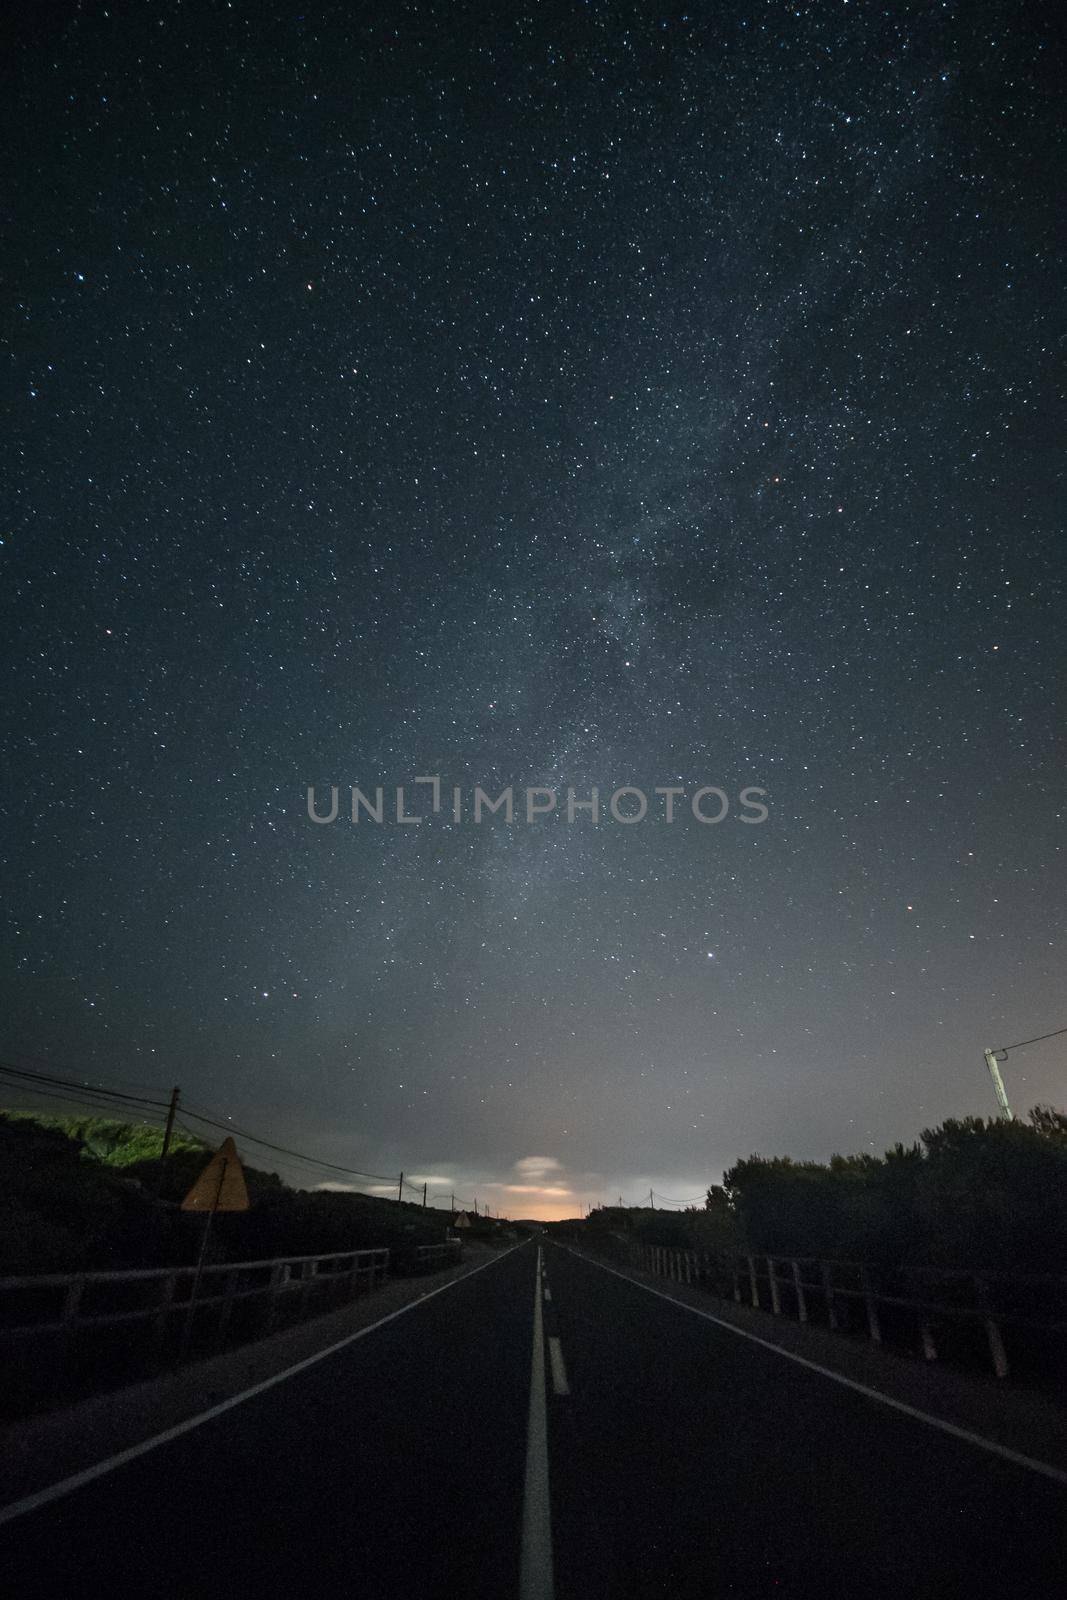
[0,1238,1063,1599]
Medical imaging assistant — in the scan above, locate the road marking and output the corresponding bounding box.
[519,1247,555,1600]
[543,1284,552,1302]
[548,1336,570,1397]
[555,1245,1067,1487]
[0,1241,530,1529]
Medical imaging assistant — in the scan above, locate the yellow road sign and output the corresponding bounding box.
[180,1137,250,1212]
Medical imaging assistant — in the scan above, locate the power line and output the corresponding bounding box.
[0,1059,170,1111]
[0,1081,169,1121]
[171,1120,391,1197]
[1,1059,401,1190]
[995,1023,1067,1054]
[177,1105,399,1185]
[0,1050,165,1097]
[651,1190,708,1207]
[1,1058,528,1211]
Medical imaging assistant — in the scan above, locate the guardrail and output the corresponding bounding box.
[0,1245,391,1412]
[629,1244,1067,1382]
[411,1241,464,1270]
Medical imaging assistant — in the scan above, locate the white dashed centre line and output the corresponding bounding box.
[519,1246,555,1600]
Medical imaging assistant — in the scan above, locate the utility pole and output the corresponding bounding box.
[422,1181,427,1209]
[154,1085,180,1196]
[160,1085,180,1161]
[983,1049,1014,1121]
[650,1189,655,1210]
[981,1023,1067,1120]
[397,1171,404,1205]
[450,1191,455,1215]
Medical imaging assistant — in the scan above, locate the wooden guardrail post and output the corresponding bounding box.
[263,1260,285,1332]
[861,1266,882,1344]
[821,1261,838,1329]
[58,1275,85,1388]
[910,1272,938,1361]
[975,1275,1009,1378]
[152,1271,177,1364]
[791,1260,808,1323]
[747,1255,760,1308]
[217,1269,239,1342]
[768,1257,782,1315]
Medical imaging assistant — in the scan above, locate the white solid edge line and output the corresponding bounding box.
[519,1247,554,1600]
[547,1337,570,1397]
[0,1240,530,1528]
[554,1244,1067,1488]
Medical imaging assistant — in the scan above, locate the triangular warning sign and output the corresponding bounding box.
[180,1137,250,1212]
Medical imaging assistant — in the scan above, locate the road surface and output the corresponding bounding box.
[0,1239,1063,1598]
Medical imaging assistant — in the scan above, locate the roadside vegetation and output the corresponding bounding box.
[0,1113,507,1275]
[562,1107,1067,1274]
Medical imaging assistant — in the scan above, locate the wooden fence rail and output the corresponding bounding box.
[0,1243,421,1410]
[407,1241,465,1272]
[629,1244,1067,1382]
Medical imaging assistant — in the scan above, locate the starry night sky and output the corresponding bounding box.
[2,1,1064,1217]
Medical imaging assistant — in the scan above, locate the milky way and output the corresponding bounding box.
[2,3,1063,1216]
